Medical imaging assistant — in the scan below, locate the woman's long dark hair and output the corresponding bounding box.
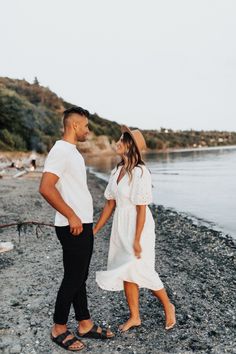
[116,132,145,181]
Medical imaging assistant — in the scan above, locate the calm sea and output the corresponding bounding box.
[85,146,236,238]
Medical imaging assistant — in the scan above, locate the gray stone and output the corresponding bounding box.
[1,172,236,354]
[9,344,21,354]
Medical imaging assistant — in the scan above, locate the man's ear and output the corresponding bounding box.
[72,121,78,130]
[73,117,82,130]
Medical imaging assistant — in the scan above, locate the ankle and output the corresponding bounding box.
[165,303,175,318]
[167,302,174,310]
[78,319,93,329]
[130,315,141,322]
[53,323,67,334]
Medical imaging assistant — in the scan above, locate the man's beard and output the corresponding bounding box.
[77,135,87,142]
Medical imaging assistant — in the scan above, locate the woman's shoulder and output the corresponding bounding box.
[133,164,150,178]
[109,166,119,178]
[111,166,119,174]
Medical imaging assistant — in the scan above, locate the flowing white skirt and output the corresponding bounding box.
[96,206,164,291]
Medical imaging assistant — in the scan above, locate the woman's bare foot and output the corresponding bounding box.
[51,324,85,351]
[119,318,141,332]
[165,303,176,330]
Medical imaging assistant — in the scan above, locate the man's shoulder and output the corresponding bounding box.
[45,142,69,162]
[43,141,72,173]
[48,141,68,154]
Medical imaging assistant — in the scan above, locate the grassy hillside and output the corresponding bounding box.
[0,77,121,152]
[0,77,235,152]
[143,128,236,150]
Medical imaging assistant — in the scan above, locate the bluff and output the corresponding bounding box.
[0,77,235,153]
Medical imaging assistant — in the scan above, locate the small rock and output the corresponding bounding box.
[34,200,42,208]
[9,344,21,354]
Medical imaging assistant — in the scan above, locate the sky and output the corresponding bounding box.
[0,0,236,131]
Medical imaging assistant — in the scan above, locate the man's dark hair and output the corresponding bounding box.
[63,106,90,126]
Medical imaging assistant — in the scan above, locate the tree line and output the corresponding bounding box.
[0,77,235,152]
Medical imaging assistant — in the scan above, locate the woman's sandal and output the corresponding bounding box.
[51,330,85,351]
[76,324,115,340]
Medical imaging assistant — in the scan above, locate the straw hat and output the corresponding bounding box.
[121,125,147,154]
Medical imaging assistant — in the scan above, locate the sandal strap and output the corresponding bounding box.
[92,325,109,338]
[63,336,80,348]
[84,325,101,338]
[54,330,71,344]
[89,324,98,333]
[77,324,112,339]
[100,329,109,339]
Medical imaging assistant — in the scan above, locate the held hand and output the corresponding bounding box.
[133,240,142,259]
[93,226,98,236]
[68,214,83,236]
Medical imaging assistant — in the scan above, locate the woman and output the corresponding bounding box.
[94,126,176,332]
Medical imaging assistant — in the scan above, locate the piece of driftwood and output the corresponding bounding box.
[13,170,28,178]
[0,221,54,241]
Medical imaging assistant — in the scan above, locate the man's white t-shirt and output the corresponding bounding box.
[43,140,93,226]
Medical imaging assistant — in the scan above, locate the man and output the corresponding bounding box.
[39,106,114,352]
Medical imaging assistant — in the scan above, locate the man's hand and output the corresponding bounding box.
[133,240,142,259]
[68,214,83,236]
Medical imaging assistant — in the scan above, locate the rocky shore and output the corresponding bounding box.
[0,172,236,354]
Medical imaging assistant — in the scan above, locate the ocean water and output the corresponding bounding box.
[85,146,236,238]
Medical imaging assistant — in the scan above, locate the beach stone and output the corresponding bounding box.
[10,300,20,307]
[0,342,8,350]
[1,172,236,354]
[9,344,21,353]
[34,200,42,208]
[0,336,12,349]
[2,349,10,354]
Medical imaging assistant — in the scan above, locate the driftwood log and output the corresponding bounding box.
[0,222,54,240]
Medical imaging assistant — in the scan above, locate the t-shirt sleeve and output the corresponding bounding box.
[130,166,153,205]
[104,169,116,200]
[43,147,67,178]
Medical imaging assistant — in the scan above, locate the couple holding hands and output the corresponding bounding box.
[40,106,176,351]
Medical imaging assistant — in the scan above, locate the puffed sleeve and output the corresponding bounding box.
[104,168,116,200]
[130,166,152,205]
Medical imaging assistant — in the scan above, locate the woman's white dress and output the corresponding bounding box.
[96,165,164,291]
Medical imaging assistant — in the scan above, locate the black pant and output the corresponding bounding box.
[53,223,94,324]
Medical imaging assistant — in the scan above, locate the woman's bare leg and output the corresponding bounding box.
[152,288,176,329]
[119,281,141,332]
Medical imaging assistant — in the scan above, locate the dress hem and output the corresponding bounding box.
[96,278,164,292]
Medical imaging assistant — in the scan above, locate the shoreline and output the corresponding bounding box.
[0,172,236,353]
[1,143,236,161]
[88,168,236,241]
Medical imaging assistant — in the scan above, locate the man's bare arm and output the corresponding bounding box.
[39,172,83,235]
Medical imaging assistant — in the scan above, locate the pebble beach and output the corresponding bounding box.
[0,171,236,354]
